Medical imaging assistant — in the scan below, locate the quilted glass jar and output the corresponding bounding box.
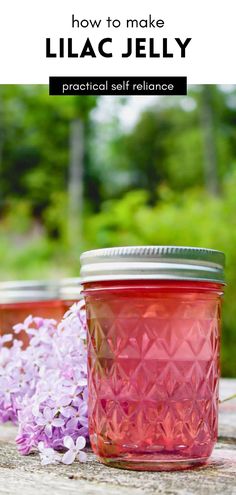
[81,246,225,471]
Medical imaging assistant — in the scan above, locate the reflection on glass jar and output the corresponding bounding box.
[81,246,225,471]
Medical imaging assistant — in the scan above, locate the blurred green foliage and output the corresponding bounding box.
[0,84,235,375]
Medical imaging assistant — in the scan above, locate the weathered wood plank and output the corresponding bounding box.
[0,440,236,495]
[219,379,236,440]
[0,379,235,495]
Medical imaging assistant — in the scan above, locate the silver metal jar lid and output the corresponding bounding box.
[59,278,82,300]
[0,280,58,304]
[80,246,225,284]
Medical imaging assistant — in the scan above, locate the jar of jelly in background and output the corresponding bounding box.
[59,278,82,312]
[80,246,225,471]
[0,280,63,347]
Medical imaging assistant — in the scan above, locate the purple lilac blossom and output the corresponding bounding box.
[0,301,88,465]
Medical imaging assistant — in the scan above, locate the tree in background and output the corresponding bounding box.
[94,86,235,200]
[200,85,220,195]
[0,86,98,248]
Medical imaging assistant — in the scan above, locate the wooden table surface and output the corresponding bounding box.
[0,379,235,495]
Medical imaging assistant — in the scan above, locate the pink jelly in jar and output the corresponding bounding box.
[80,246,225,471]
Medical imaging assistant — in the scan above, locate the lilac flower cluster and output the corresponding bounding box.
[0,302,88,465]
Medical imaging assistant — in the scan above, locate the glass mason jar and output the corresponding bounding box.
[0,280,63,347]
[59,278,82,312]
[81,246,225,471]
